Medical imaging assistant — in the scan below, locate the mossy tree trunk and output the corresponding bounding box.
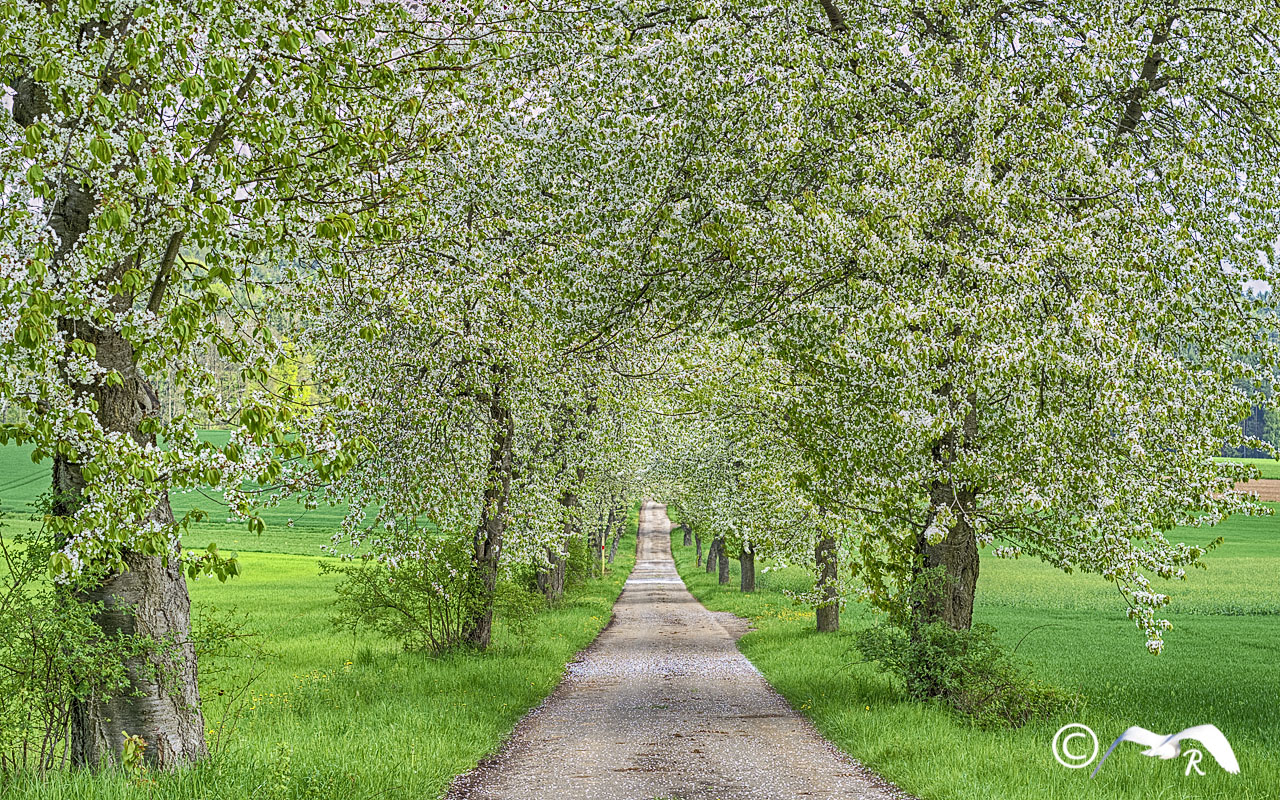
[739,542,755,593]
[815,534,839,633]
[463,367,513,649]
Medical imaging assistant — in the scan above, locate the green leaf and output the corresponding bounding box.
[89,136,113,164]
[49,551,73,577]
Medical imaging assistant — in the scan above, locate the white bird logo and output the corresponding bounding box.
[1092,724,1239,777]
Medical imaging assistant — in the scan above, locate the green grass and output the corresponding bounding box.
[671,512,1280,800]
[1216,456,1280,480]
[1,438,640,799]
[7,425,1277,800]
[0,434,359,557]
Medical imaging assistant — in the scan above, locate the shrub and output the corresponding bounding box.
[0,521,139,774]
[492,577,544,644]
[564,534,594,587]
[854,569,1078,728]
[322,535,481,653]
[324,535,557,652]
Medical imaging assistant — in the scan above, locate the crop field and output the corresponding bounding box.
[0,434,359,557]
[0,444,639,800]
[1216,457,1280,481]
[672,511,1280,800]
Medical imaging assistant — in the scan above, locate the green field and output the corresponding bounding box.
[1,443,640,800]
[5,438,1279,800]
[1216,457,1280,480]
[0,434,359,557]
[671,513,1280,799]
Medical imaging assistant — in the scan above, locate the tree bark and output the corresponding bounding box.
[542,471,577,598]
[70,551,207,768]
[22,64,208,765]
[915,484,979,629]
[536,545,566,602]
[815,534,839,632]
[602,501,618,565]
[463,368,513,649]
[681,523,692,547]
[591,501,607,577]
[739,542,755,593]
[48,319,209,767]
[717,542,731,585]
[607,500,625,564]
[695,531,703,567]
[913,388,980,631]
[705,536,719,573]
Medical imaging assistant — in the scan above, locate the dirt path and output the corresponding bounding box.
[447,501,906,800]
[1236,479,1280,502]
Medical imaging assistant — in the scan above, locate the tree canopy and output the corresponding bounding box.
[3,0,1280,767]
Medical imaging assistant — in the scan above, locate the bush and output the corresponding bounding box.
[492,577,544,644]
[0,521,139,774]
[564,534,594,587]
[322,536,480,653]
[854,569,1078,728]
[324,535,556,652]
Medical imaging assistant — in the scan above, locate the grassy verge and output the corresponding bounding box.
[670,512,1280,800]
[2,506,638,800]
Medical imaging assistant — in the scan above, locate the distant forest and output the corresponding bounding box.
[1226,405,1280,459]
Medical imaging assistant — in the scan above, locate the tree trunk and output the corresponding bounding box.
[591,502,607,577]
[58,439,207,768]
[607,501,624,564]
[815,534,839,632]
[914,483,979,630]
[48,321,209,768]
[739,543,755,593]
[70,550,207,768]
[536,545,566,602]
[463,369,514,649]
[705,536,719,573]
[25,61,208,763]
[541,474,577,599]
[602,502,617,565]
[681,523,692,547]
[913,389,980,631]
[717,543,730,585]
[695,532,703,567]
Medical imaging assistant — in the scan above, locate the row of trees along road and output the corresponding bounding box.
[3,0,1280,771]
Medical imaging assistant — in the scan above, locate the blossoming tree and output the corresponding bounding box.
[0,0,493,765]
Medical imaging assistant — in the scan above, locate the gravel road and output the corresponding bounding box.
[446,501,907,800]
